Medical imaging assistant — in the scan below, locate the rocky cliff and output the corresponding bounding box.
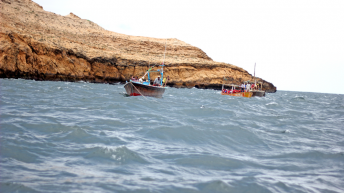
[0,0,276,92]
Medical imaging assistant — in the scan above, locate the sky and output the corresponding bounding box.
[33,0,344,94]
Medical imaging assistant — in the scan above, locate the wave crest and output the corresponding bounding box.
[82,146,148,165]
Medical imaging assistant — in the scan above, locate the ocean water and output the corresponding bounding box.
[1,78,344,193]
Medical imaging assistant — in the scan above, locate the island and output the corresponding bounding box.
[0,0,276,92]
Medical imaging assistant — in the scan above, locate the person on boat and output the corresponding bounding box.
[163,76,169,86]
[251,83,255,90]
[241,83,245,92]
[131,76,138,82]
[247,83,251,91]
[153,76,161,86]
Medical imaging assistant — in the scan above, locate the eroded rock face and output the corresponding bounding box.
[0,0,276,92]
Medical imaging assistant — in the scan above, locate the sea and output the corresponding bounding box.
[1,78,344,193]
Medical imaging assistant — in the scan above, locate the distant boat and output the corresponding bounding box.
[221,83,253,98]
[224,63,266,97]
[124,65,166,98]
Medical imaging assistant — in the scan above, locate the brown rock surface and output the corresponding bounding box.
[0,0,276,92]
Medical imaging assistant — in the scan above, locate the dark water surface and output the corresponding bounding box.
[1,79,344,193]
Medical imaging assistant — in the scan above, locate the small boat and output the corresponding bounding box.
[124,65,166,98]
[124,81,165,98]
[221,84,253,98]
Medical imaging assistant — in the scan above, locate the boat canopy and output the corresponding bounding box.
[223,84,239,87]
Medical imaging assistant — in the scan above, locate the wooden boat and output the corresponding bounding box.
[221,84,253,98]
[124,81,165,98]
[124,64,166,98]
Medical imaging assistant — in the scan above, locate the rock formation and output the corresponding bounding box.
[0,0,276,92]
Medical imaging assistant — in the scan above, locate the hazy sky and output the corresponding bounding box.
[33,0,344,94]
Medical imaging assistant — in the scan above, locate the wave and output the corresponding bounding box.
[263,151,344,161]
[80,146,149,165]
[59,127,110,144]
[1,143,39,163]
[196,179,271,193]
[174,155,246,170]
[0,182,39,193]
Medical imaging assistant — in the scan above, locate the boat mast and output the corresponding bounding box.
[254,63,256,85]
[163,39,167,65]
[147,60,151,83]
[161,39,167,86]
